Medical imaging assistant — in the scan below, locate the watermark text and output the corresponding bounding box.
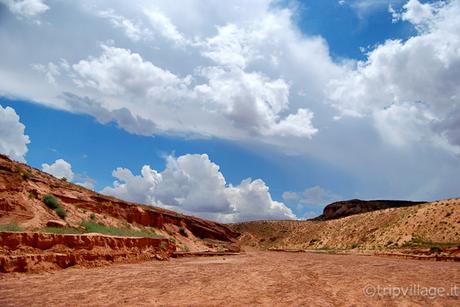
[363,284,458,299]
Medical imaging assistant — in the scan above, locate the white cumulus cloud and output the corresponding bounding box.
[41,158,74,180]
[2,1,329,143]
[76,179,95,190]
[1,0,460,202]
[41,158,95,189]
[71,45,190,99]
[101,153,296,222]
[0,105,30,162]
[328,0,460,152]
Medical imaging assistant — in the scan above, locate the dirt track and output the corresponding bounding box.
[0,251,459,306]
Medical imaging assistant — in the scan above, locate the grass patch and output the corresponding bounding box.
[39,222,164,238]
[81,220,163,238]
[402,237,460,249]
[0,223,23,232]
[41,227,82,235]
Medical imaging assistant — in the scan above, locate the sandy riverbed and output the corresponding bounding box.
[1,251,458,306]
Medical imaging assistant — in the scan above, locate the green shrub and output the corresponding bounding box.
[43,194,59,209]
[0,223,23,232]
[55,206,67,219]
[179,227,189,237]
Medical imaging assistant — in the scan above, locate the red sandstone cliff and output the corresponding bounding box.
[0,154,240,272]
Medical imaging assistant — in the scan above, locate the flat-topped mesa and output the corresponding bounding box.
[320,199,426,220]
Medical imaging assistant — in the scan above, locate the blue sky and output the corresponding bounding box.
[292,0,415,59]
[0,0,459,222]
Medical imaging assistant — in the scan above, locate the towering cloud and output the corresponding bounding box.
[102,154,296,222]
[0,105,30,162]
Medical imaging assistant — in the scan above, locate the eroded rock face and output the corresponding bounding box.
[0,154,240,254]
[321,199,426,220]
[0,232,175,272]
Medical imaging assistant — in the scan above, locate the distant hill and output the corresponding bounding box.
[232,198,460,251]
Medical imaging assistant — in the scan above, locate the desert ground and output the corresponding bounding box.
[1,251,458,307]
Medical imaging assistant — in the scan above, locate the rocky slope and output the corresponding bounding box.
[232,198,460,252]
[0,154,240,271]
[0,232,175,273]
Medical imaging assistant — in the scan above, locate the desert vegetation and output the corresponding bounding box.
[0,223,23,232]
[36,220,164,239]
[43,194,67,220]
[179,226,189,237]
[80,220,163,238]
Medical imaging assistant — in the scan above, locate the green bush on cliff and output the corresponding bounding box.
[43,194,67,220]
[179,227,189,237]
[43,194,59,209]
[55,206,67,219]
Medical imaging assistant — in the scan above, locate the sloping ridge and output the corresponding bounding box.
[0,154,240,272]
[232,198,460,252]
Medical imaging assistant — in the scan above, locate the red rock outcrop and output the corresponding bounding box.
[0,232,175,272]
[46,220,66,228]
[0,154,241,272]
[0,154,239,240]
